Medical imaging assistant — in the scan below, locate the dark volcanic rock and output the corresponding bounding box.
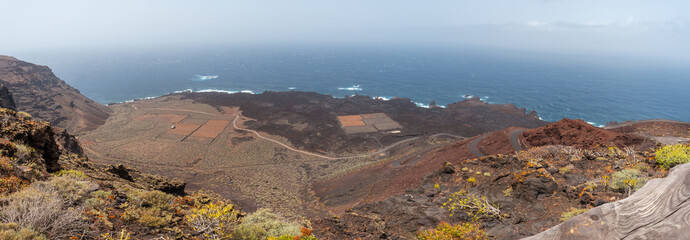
[53,127,84,156]
[181,91,546,154]
[0,108,62,172]
[106,164,186,195]
[513,176,558,203]
[0,85,16,110]
[0,55,111,133]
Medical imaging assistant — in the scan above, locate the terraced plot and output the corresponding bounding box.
[338,113,402,134]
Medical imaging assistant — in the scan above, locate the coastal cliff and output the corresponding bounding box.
[0,55,111,133]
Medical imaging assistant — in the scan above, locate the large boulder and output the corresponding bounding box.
[524,162,690,239]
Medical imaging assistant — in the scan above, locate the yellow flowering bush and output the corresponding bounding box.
[442,191,500,221]
[655,144,690,169]
[186,201,238,239]
[417,222,486,240]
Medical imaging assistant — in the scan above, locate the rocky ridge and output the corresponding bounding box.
[0,55,111,133]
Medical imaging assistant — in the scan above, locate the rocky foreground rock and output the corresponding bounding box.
[525,161,690,240]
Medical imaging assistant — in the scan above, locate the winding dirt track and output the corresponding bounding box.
[469,134,488,158]
[509,128,527,152]
[468,128,528,158]
[232,115,430,160]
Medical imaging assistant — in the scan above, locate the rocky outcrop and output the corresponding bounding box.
[0,85,16,110]
[524,162,690,240]
[0,108,62,172]
[0,55,111,133]
[105,164,186,195]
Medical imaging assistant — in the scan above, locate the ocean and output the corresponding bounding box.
[16,46,690,126]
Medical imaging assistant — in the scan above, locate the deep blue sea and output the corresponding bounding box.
[17,46,690,126]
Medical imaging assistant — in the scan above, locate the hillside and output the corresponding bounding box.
[310,119,689,239]
[1,57,689,239]
[0,107,320,239]
[0,55,111,133]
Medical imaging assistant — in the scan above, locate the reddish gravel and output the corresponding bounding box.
[522,118,648,149]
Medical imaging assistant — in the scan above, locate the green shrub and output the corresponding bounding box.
[417,222,486,240]
[120,190,178,228]
[268,227,318,240]
[231,209,300,240]
[16,112,32,119]
[502,187,513,197]
[31,176,97,205]
[610,169,647,195]
[138,208,173,228]
[100,229,132,240]
[655,144,690,169]
[585,180,598,192]
[139,190,173,210]
[54,170,87,179]
[560,208,589,221]
[0,223,47,240]
[0,179,86,238]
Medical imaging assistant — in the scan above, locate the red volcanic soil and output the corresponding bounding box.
[607,120,690,138]
[312,137,477,213]
[522,119,649,149]
[478,127,526,155]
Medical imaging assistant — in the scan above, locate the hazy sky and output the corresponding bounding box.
[1,0,689,60]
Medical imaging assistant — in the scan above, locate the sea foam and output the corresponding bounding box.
[338,85,362,91]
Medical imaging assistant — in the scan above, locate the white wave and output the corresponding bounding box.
[173,89,193,94]
[287,87,297,90]
[192,75,219,81]
[337,85,362,91]
[115,94,163,104]
[240,90,255,94]
[196,89,238,94]
[374,96,392,101]
[586,121,604,127]
[463,94,474,99]
[414,102,430,108]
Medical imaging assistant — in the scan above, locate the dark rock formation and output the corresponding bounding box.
[0,55,111,133]
[182,91,546,154]
[106,164,186,195]
[53,127,84,156]
[0,85,16,110]
[0,108,62,172]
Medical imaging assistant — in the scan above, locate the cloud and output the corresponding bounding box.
[523,17,689,32]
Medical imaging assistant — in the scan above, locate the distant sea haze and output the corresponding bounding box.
[28,46,690,126]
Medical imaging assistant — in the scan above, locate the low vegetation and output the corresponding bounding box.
[231,208,302,239]
[610,169,647,196]
[0,108,319,239]
[442,191,500,221]
[0,177,89,239]
[186,201,238,239]
[560,207,589,221]
[417,222,486,240]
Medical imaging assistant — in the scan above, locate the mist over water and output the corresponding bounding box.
[19,46,690,126]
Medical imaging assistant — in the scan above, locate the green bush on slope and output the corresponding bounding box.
[231,208,301,240]
[0,176,92,239]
